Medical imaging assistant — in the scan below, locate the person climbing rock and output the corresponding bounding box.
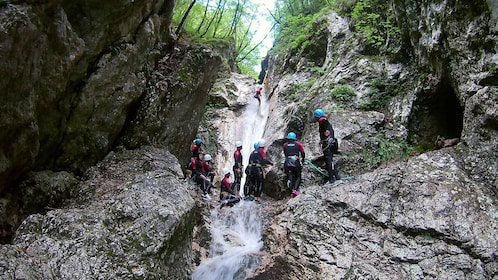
[232,141,243,195]
[254,86,262,105]
[219,168,240,209]
[313,108,341,184]
[283,132,305,198]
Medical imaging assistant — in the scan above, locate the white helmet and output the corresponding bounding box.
[204,154,212,161]
[258,139,266,148]
[235,141,242,148]
[222,168,230,176]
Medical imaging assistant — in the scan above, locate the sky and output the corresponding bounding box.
[251,0,275,59]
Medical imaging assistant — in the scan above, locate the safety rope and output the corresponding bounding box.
[303,159,329,176]
[278,158,355,180]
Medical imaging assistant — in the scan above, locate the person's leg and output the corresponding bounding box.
[331,155,341,180]
[233,166,241,195]
[294,167,302,191]
[243,179,250,197]
[325,151,335,183]
[285,165,293,191]
[254,168,263,200]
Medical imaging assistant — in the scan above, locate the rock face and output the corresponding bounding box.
[251,0,498,278]
[0,1,222,236]
[256,150,498,279]
[0,146,197,279]
[1,0,498,278]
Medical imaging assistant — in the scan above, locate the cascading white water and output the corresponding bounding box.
[191,202,263,280]
[237,87,270,193]
[192,86,270,280]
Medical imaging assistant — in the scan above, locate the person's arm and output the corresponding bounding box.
[297,141,306,163]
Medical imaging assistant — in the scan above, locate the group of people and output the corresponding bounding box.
[187,107,341,206]
[281,108,341,198]
[187,136,273,207]
[188,138,215,200]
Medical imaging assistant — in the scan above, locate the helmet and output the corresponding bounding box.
[235,141,242,148]
[194,138,202,145]
[287,132,297,140]
[204,154,212,161]
[253,142,259,149]
[222,168,230,176]
[313,109,325,118]
[258,139,266,148]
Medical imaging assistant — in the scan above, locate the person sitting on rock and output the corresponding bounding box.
[219,168,241,209]
[193,153,213,200]
[186,138,204,178]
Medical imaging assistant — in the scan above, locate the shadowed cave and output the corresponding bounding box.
[408,80,464,151]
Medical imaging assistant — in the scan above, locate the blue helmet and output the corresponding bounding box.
[313,109,325,118]
[253,142,259,149]
[287,132,297,140]
[194,138,202,145]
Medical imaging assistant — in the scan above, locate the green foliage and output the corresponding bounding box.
[329,84,356,103]
[275,0,331,17]
[309,63,325,76]
[359,78,401,110]
[331,0,357,16]
[351,0,400,48]
[173,0,265,76]
[273,7,329,55]
[288,78,316,101]
[365,135,415,167]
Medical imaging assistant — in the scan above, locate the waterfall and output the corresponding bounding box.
[191,202,263,280]
[192,86,269,279]
[237,87,270,193]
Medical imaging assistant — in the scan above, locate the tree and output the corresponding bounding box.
[175,0,197,37]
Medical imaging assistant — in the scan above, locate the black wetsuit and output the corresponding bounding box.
[283,140,305,191]
[318,116,340,183]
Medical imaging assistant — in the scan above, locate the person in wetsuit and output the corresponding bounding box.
[232,141,243,195]
[283,132,305,197]
[246,139,272,202]
[314,109,341,184]
[254,86,262,105]
[219,168,241,209]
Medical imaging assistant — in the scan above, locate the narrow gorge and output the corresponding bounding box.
[1,0,497,279]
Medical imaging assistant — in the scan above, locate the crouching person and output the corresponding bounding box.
[193,153,214,200]
[219,168,241,209]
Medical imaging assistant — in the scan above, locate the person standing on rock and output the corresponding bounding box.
[232,141,243,195]
[247,139,272,202]
[283,132,305,197]
[244,142,259,199]
[313,108,341,184]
